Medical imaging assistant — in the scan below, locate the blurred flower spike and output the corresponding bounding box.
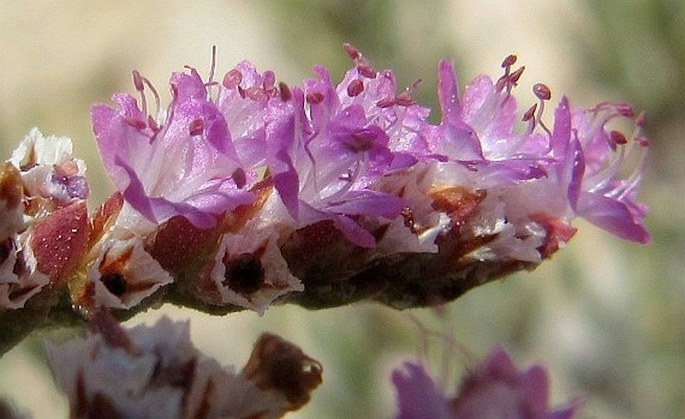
[1,44,649,321]
[392,347,581,419]
[46,311,322,418]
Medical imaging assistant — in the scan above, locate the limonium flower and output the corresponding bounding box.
[1,44,649,325]
[392,347,580,419]
[91,68,254,229]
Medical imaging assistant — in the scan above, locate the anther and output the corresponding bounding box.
[357,63,377,79]
[347,79,364,97]
[132,70,145,92]
[223,69,243,89]
[533,83,551,101]
[232,168,246,189]
[636,136,650,147]
[279,82,292,102]
[376,97,395,108]
[189,118,204,136]
[343,43,361,60]
[306,91,324,105]
[615,103,635,118]
[245,86,264,101]
[609,130,627,147]
[395,91,415,107]
[522,104,537,122]
[132,70,148,117]
[262,71,276,91]
[501,54,517,68]
[508,66,525,85]
[636,111,647,127]
[124,117,147,130]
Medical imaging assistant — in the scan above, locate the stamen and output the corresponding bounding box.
[636,136,650,147]
[532,83,551,135]
[262,71,276,91]
[306,91,324,105]
[522,104,537,122]
[357,63,377,79]
[395,79,420,107]
[132,70,148,118]
[132,70,145,92]
[342,43,377,78]
[508,66,525,86]
[232,168,247,189]
[208,45,217,86]
[223,69,243,89]
[147,116,160,133]
[343,43,361,60]
[347,79,364,97]
[635,111,647,128]
[609,130,627,147]
[188,118,204,136]
[245,86,265,101]
[615,103,634,118]
[394,91,416,107]
[279,81,293,102]
[141,77,161,117]
[124,117,147,130]
[376,97,395,108]
[533,83,551,101]
[501,54,517,68]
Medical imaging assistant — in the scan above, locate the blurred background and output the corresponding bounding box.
[1,1,683,417]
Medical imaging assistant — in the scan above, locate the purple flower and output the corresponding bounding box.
[430,58,550,187]
[90,45,650,265]
[571,103,650,243]
[392,362,453,418]
[92,68,254,229]
[392,348,580,419]
[261,46,433,247]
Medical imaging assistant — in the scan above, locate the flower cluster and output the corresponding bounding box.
[1,129,89,309]
[0,44,652,418]
[1,45,649,319]
[46,312,322,418]
[392,347,580,418]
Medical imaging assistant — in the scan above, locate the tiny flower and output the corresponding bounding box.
[392,362,453,418]
[430,59,549,187]
[392,347,580,419]
[266,57,424,247]
[9,128,89,216]
[571,103,650,243]
[92,68,254,229]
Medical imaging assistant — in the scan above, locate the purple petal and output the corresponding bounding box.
[576,192,651,243]
[437,59,462,125]
[392,362,452,419]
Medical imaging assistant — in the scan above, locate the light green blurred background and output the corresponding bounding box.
[1,1,683,418]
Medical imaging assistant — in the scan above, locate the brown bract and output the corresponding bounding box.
[242,333,323,413]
